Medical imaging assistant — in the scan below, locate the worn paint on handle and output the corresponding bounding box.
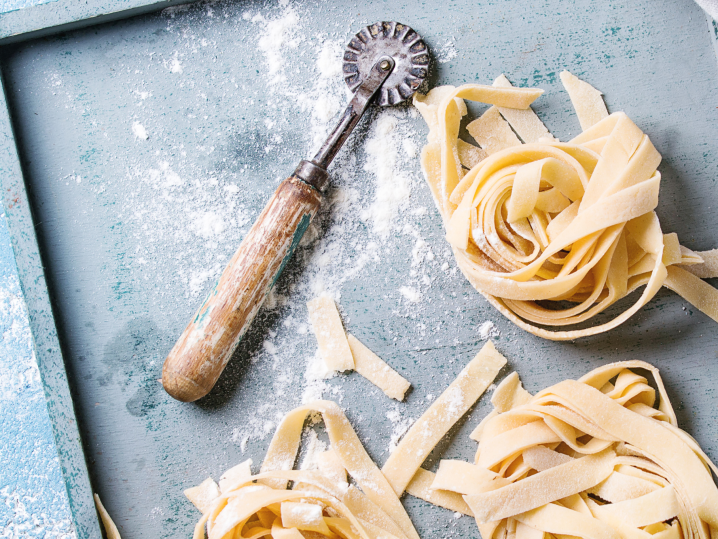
[161,176,322,402]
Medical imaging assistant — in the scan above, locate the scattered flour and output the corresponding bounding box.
[478,320,500,340]
[132,121,149,140]
[296,38,346,153]
[168,52,184,74]
[0,487,74,539]
[437,40,458,63]
[361,113,412,237]
[0,251,75,537]
[399,286,422,303]
[255,6,301,85]
[302,350,336,404]
[299,429,328,471]
[0,288,37,403]
[231,403,283,452]
[188,264,221,297]
[443,386,465,419]
[191,211,226,239]
[386,408,415,454]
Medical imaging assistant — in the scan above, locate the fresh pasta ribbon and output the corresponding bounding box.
[185,342,507,539]
[414,71,718,340]
[94,494,122,539]
[429,361,718,539]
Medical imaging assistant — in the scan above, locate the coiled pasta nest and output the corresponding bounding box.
[414,73,718,340]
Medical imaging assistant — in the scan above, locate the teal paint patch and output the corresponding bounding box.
[270,211,312,292]
[193,278,220,325]
[0,68,100,538]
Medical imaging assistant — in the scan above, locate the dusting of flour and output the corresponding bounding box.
[132,121,149,140]
[478,320,500,340]
[361,113,413,237]
[254,5,301,85]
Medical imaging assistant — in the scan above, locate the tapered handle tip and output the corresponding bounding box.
[162,365,210,403]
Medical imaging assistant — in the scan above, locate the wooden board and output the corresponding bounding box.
[1,0,718,537]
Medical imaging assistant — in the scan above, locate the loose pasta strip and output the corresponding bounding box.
[467,107,522,155]
[457,139,487,169]
[307,297,411,399]
[94,494,122,539]
[560,70,609,130]
[307,296,354,372]
[186,342,506,539]
[381,341,507,495]
[347,334,410,401]
[414,71,718,340]
[492,74,556,143]
[404,468,473,516]
[424,361,718,539]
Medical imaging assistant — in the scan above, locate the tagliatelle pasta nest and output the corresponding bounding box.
[183,342,507,539]
[414,72,718,340]
[433,361,718,539]
[185,401,421,539]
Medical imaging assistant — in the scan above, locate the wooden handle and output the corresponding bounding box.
[162,176,322,402]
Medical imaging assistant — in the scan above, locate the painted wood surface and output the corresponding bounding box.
[0,0,717,538]
[0,74,97,537]
[0,0,200,44]
[0,211,76,537]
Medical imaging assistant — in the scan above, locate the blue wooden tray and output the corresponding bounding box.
[2,1,718,538]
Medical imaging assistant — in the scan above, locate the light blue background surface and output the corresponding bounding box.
[0,3,74,539]
[1,0,717,537]
[0,0,55,13]
[0,213,75,539]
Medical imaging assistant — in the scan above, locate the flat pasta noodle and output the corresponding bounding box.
[187,400,418,539]
[94,494,122,539]
[426,361,718,539]
[347,334,411,401]
[560,70,609,130]
[492,74,557,144]
[381,341,507,495]
[307,296,354,372]
[404,468,474,516]
[413,71,718,340]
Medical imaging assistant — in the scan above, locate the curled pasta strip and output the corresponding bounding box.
[414,76,718,340]
[431,361,718,539]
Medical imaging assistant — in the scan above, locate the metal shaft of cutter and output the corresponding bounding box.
[311,55,395,170]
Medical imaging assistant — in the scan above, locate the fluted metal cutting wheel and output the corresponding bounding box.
[342,21,430,107]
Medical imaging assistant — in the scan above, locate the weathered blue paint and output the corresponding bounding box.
[0,0,58,14]
[0,205,76,537]
[0,0,201,44]
[192,279,219,326]
[0,69,99,538]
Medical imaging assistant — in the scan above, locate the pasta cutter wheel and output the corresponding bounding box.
[162,22,430,402]
[343,21,429,106]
